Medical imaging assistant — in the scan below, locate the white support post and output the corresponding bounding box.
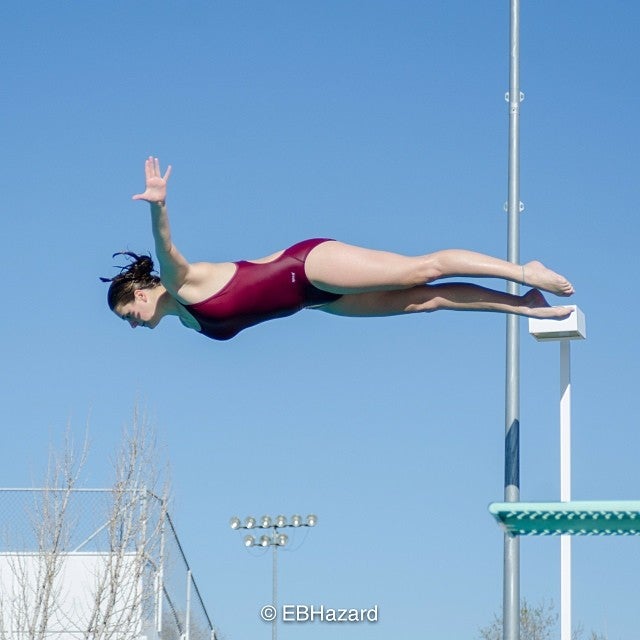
[560,340,572,640]
[157,507,166,634]
[186,569,192,640]
[528,307,585,640]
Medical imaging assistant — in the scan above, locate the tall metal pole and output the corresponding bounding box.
[272,539,278,640]
[230,514,317,640]
[504,1,521,639]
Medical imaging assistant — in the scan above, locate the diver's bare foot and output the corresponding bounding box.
[521,288,574,319]
[522,261,574,297]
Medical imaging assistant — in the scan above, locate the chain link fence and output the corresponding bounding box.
[0,489,216,640]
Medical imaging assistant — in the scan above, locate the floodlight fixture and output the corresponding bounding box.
[244,535,255,547]
[259,535,270,547]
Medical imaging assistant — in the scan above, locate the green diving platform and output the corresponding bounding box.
[489,501,640,536]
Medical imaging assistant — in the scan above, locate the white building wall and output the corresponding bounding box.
[0,553,147,640]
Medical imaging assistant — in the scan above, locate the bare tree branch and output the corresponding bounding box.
[0,409,170,640]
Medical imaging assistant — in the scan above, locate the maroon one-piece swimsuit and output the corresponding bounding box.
[185,238,342,340]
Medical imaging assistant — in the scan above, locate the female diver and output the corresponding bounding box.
[102,157,574,341]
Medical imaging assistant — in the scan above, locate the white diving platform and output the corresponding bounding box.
[528,305,586,342]
[489,501,640,536]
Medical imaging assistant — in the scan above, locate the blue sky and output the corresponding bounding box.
[1,1,639,638]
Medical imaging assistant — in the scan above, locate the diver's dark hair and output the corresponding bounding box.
[100,251,161,311]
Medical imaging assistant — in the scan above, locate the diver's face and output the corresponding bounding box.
[114,290,159,329]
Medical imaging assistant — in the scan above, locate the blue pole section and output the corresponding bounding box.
[504,1,521,640]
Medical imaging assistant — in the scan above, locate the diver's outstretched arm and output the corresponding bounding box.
[132,156,190,291]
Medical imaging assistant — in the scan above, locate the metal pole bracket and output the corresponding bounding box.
[503,202,525,213]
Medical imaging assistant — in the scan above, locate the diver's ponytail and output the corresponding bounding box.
[100,252,161,311]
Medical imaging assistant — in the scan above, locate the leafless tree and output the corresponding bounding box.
[0,409,169,640]
[478,598,607,640]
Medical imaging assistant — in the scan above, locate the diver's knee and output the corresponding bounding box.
[416,252,449,284]
[406,296,441,313]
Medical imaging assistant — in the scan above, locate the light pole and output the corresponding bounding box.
[230,514,317,640]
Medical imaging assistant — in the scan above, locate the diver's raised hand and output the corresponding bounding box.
[132,156,172,204]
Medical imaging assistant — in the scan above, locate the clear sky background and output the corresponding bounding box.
[1,1,639,638]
